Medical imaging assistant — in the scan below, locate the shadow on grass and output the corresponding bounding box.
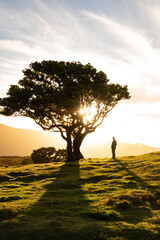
[1,159,160,240]
[112,158,157,225]
[114,158,151,189]
[0,161,104,240]
[28,160,89,218]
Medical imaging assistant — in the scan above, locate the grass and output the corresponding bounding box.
[0,152,160,239]
[0,156,32,166]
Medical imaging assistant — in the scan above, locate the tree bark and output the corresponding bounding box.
[73,133,85,160]
[66,130,75,161]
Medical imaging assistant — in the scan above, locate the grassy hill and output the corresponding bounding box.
[0,152,160,240]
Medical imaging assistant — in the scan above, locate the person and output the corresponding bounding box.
[111,137,117,159]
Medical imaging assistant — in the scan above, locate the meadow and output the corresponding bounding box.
[0,152,160,240]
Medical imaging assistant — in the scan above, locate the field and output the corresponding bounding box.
[0,152,160,240]
[0,156,32,166]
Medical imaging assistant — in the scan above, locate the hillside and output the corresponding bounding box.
[0,123,64,156]
[0,152,160,240]
[0,123,159,157]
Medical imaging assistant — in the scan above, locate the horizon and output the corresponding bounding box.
[0,0,160,149]
[0,122,159,148]
[0,123,159,158]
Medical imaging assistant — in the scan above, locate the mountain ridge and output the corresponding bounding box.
[0,123,159,157]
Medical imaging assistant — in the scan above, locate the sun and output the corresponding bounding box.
[79,105,97,123]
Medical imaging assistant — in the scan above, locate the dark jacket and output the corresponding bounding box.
[111,140,117,149]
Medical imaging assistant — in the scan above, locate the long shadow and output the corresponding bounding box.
[2,160,96,240]
[109,158,159,227]
[28,160,89,217]
[113,158,151,189]
[2,159,160,239]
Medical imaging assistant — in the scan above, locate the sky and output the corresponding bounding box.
[0,0,160,148]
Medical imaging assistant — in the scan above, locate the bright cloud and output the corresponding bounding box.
[83,9,160,106]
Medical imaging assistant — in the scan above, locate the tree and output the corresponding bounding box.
[31,147,56,164]
[0,61,130,161]
[54,149,67,162]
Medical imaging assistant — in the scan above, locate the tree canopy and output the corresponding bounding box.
[31,147,67,164]
[0,60,130,161]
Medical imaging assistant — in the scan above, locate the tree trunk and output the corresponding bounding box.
[66,131,75,161]
[73,133,85,160]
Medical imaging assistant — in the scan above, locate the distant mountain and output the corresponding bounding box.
[0,124,65,156]
[0,124,159,157]
[82,141,160,158]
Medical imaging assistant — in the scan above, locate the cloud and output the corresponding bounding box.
[130,84,160,104]
[0,0,91,97]
[83,10,160,102]
[83,10,151,55]
[0,1,160,100]
[0,39,43,56]
[140,1,160,28]
[136,113,160,120]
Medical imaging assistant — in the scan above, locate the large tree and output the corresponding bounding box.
[0,61,130,161]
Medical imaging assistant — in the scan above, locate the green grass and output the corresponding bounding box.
[0,152,160,240]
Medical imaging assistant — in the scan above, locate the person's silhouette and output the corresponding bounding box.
[111,137,117,159]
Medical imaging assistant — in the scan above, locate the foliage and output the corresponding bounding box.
[0,61,130,161]
[31,147,56,163]
[54,148,68,162]
[31,147,67,164]
[0,152,160,239]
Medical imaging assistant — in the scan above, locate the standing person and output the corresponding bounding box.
[111,137,117,159]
